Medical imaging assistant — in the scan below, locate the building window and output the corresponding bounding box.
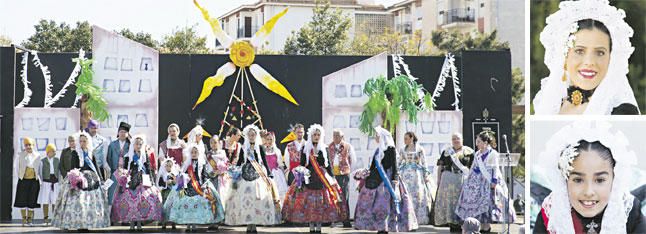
[244,17,252,38]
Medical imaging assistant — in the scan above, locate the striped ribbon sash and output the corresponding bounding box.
[248,157,281,211]
[187,165,218,216]
[309,152,341,206]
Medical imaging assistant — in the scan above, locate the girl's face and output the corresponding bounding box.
[262,135,271,146]
[210,138,221,150]
[134,138,143,151]
[566,28,611,91]
[312,130,321,143]
[476,137,487,151]
[191,147,199,159]
[452,134,463,149]
[404,134,412,146]
[165,162,173,172]
[567,150,613,218]
[231,132,241,142]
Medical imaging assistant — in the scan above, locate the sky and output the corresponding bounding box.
[0,0,402,49]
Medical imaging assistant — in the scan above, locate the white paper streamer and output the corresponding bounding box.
[431,53,461,110]
[15,52,31,108]
[31,52,54,108]
[45,49,85,107]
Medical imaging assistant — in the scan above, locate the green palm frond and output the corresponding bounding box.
[359,74,433,136]
[73,58,109,121]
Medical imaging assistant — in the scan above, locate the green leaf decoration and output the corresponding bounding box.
[73,58,109,121]
[359,74,434,136]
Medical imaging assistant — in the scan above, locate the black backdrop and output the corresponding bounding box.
[0,47,511,220]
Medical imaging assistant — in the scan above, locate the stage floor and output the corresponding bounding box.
[0,217,525,234]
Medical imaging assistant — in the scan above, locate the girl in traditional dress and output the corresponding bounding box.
[225,124,281,233]
[157,158,178,230]
[354,126,418,233]
[398,131,432,225]
[52,132,110,230]
[282,124,348,233]
[455,131,516,232]
[38,144,61,225]
[167,144,225,232]
[223,127,242,165]
[14,137,40,226]
[534,121,646,233]
[111,135,163,231]
[159,123,187,167]
[205,136,232,208]
[186,125,208,162]
[434,133,474,231]
[260,130,289,203]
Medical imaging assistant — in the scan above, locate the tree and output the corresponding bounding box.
[160,25,210,54]
[283,1,351,55]
[22,20,92,52]
[117,29,159,49]
[431,29,509,54]
[0,35,11,46]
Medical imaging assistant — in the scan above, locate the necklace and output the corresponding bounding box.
[566,86,594,106]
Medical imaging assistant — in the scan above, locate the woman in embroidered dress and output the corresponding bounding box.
[159,123,187,168]
[111,135,163,231]
[354,126,418,234]
[166,144,225,232]
[52,132,110,230]
[282,124,348,233]
[260,130,289,204]
[434,133,475,231]
[533,121,646,233]
[455,131,516,232]
[532,0,639,115]
[398,131,432,225]
[225,124,281,233]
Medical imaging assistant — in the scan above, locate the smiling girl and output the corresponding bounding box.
[534,121,646,233]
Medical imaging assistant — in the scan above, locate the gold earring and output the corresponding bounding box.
[562,63,567,82]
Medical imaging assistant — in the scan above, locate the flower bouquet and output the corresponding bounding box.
[352,168,370,192]
[67,169,88,191]
[291,166,311,192]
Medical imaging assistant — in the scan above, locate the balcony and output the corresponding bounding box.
[440,8,475,28]
[396,22,413,34]
[237,26,260,39]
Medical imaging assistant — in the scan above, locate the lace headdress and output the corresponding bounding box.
[533,0,637,115]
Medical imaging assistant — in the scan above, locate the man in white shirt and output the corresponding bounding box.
[327,129,356,227]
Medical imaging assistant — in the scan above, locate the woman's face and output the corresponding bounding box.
[195,134,203,143]
[168,127,178,140]
[134,138,143,151]
[404,134,412,146]
[191,147,199,159]
[68,136,76,148]
[476,136,487,151]
[566,28,611,91]
[312,130,321,143]
[210,138,220,150]
[79,136,88,149]
[247,130,257,143]
[567,150,613,218]
[452,134,463,149]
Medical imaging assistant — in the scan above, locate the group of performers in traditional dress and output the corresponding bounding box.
[13,119,516,233]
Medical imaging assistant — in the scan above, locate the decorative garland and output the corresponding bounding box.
[46,49,85,107]
[431,53,461,110]
[15,52,31,108]
[32,52,53,107]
